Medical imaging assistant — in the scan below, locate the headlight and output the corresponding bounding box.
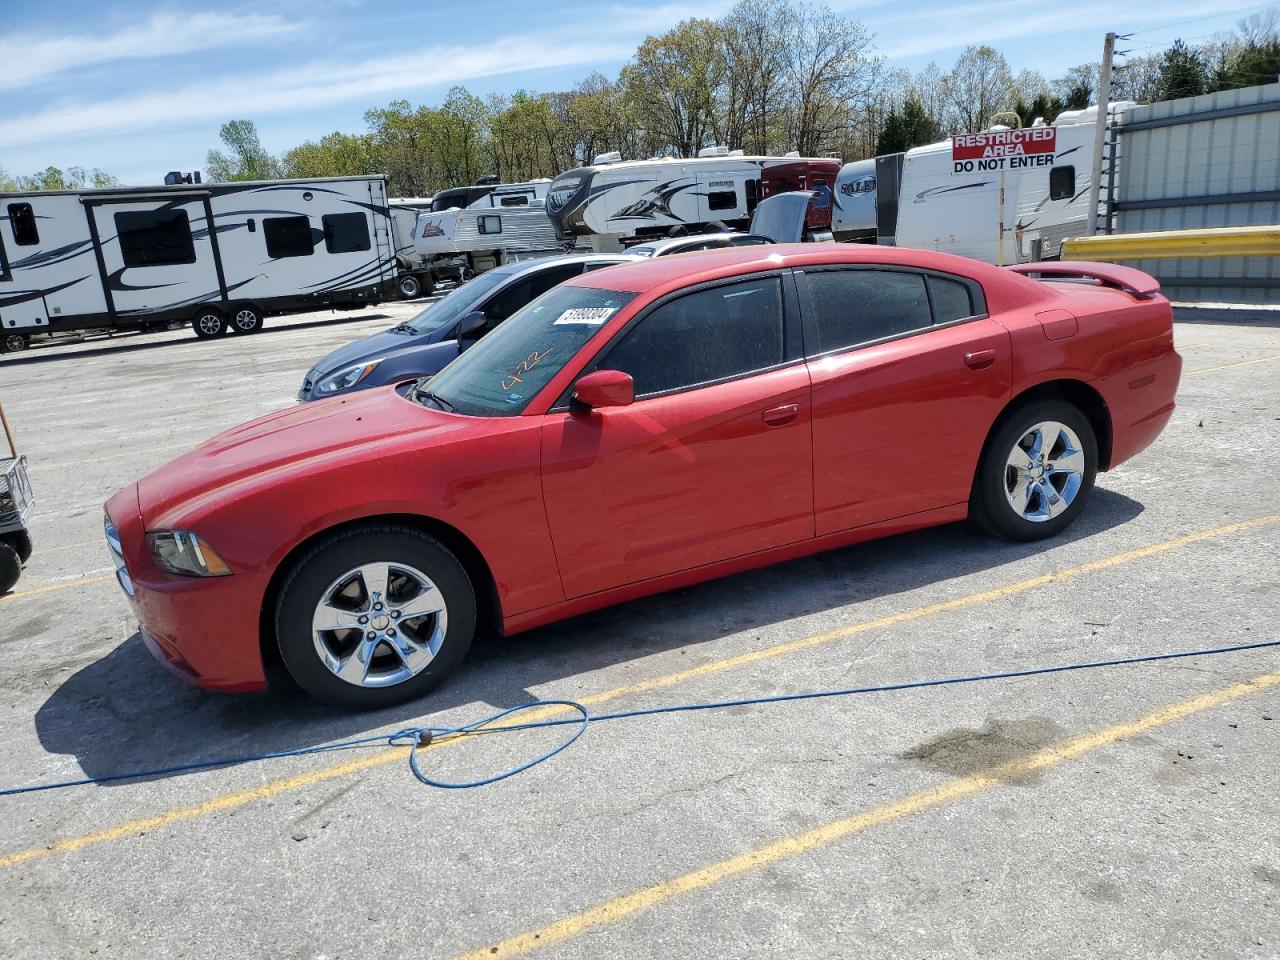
[314,360,381,396]
[147,531,232,578]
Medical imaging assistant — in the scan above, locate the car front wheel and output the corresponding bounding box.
[972,400,1097,542]
[275,525,476,709]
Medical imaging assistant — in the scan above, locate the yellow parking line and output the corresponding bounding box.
[0,513,1276,870]
[0,574,113,604]
[452,668,1280,960]
[1185,354,1280,375]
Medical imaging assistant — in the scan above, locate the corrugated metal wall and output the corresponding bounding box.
[1113,82,1280,303]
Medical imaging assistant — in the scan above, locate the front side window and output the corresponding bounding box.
[602,277,784,398]
[264,216,314,258]
[1050,165,1076,201]
[322,212,370,254]
[422,285,638,416]
[478,215,502,235]
[804,269,931,354]
[115,210,196,267]
[482,265,581,323]
[8,203,39,246]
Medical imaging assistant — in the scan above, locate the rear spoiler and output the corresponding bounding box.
[1007,261,1161,299]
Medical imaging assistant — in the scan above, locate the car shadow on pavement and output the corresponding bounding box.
[0,312,395,367]
[33,488,1143,788]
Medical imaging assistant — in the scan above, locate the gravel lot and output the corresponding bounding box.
[0,301,1277,960]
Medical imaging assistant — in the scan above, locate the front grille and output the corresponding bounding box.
[104,513,134,597]
[0,456,33,530]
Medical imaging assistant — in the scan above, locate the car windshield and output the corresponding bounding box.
[418,285,637,417]
[403,270,513,334]
[629,245,659,257]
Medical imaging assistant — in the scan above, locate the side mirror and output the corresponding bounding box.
[456,310,487,352]
[573,369,634,409]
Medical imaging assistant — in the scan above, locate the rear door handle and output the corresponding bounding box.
[762,403,800,426]
[964,349,996,370]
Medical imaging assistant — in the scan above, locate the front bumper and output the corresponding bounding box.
[104,490,269,693]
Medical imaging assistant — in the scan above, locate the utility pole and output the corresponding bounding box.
[1086,32,1116,236]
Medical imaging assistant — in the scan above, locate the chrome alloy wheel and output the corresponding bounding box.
[232,308,259,331]
[196,313,223,336]
[1003,420,1087,522]
[311,562,448,688]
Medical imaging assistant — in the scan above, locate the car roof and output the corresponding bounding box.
[494,253,636,279]
[566,242,1048,312]
[632,233,742,253]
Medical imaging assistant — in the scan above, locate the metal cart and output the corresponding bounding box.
[0,402,34,594]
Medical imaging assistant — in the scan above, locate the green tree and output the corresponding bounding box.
[282,132,377,180]
[875,94,943,153]
[1156,40,1209,101]
[205,119,281,182]
[10,165,120,191]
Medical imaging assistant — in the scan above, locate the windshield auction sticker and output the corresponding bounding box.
[553,307,618,326]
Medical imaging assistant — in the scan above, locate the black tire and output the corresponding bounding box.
[397,274,422,299]
[1,530,33,564]
[226,304,264,335]
[0,541,21,595]
[0,332,30,354]
[970,399,1098,542]
[275,525,476,710]
[192,308,227,339]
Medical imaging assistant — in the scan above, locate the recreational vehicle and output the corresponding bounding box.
[415,199,571,276]
[544,149,841,251]
[0,176,396,350]
[429,177,550,212]
[834,103,1134,263]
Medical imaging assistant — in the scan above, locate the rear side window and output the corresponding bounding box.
[1050,165,1075,201]
[927,276,974,323]
[114,210,196,267]
[322,213,370,254]
[603,277,784,397]
[804,270,931,354]
[8,203,39,246]
[264,216,314,258]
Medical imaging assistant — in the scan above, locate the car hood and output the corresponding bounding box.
[309,327,425,380]
[137,387,472,528]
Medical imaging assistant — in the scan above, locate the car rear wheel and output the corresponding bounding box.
[972,400,1097,542]
[275,525,476,709]
[192,308,227,339]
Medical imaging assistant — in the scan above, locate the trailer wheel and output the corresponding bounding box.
[1,531,32,565]
[0,332,30,354]
[192,308,227,339]
[228,304,264,335]
[0,541,20,595]
[397,274,423,299]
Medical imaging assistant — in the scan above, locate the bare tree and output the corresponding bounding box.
[943,45,1014,132]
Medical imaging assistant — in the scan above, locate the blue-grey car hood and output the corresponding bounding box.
[301,328,460,400]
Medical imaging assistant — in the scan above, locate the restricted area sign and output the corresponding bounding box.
[951,127,1057,174]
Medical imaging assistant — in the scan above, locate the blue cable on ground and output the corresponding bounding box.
[1,639,1275,798]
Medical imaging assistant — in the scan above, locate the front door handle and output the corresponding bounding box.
[762,403,800,426]
[964,349,996,370]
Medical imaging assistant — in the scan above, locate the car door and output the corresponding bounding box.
[540,274,814,599]
[799,267,1012,535]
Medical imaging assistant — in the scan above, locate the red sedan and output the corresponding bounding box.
[105,246,1180,709]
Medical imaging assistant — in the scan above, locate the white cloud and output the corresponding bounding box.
[0,12,295,92]
[2,34,638,148]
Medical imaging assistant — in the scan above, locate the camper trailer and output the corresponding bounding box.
[834,103,1134,263]
[545,149,841,251]
[0,176,396,349]
[429,177,550,213]
[415,199,571,276]
[388,198,438,299]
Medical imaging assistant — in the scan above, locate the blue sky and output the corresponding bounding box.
[1,0,1273,185]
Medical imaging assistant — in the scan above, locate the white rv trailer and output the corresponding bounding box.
[429,178,550,212]
[415,199,573,276]
[388,197,438,298]
[0,175,395,349]
[836,103,1135,264]
[831,158,878,242]
[545,148,841,251]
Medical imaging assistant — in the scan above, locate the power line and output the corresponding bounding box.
[1125,2,1278,38]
